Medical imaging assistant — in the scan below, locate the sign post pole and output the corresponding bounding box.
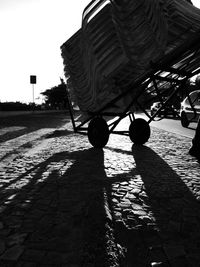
[30,75,37,111]
[32,83,35,104]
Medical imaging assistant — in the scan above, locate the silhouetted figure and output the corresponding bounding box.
[189,118,200,160]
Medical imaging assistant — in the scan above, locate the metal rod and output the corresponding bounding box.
[65,89,77,132]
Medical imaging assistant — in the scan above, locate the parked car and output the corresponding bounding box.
[150,101,177,117]
[180,90,200,127]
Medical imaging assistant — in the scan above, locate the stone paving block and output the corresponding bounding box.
[0,206,6,214]
[6,233,27,247]
[1,113,200,267]
[169,255,189,267]
[0,222,4,230]
[150,262,170,267]
[13,261,37,267]
[21,248,46,262]
[114,220,129,246]
[163,244,186,260]
[125,240,149,267]
[181,220,198,237]
[0,240,6,255]
[0,245,24,261]
[187,253,200,267]
[43,251,70,265]
[20,222,35,233]
[167,220,181,233]
[148,246,168,263]
[61,265,80,267]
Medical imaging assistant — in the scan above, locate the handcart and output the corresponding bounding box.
[61,0,200,148]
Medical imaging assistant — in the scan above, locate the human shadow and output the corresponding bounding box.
[0,147,127,266]
[129,145,200,266]
[2,139,200,266]
[104,144,200,266]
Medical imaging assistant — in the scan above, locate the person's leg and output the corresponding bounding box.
[189,117,200,159]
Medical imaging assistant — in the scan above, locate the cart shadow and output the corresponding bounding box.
[105,144,200,266]
[0,147,128,266]
[131,145,199,225]
[1,143,200,266]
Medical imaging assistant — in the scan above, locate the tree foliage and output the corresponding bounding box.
[41,79,69,109]
[0,102,35,111]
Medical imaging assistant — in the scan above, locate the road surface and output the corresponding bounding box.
[0,110,197,139]
[109,113,197,139]
[149,117,197,139]
[137,114,197,139]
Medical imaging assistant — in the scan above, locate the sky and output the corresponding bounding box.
[0,0,200,104]
[0,0,89,103]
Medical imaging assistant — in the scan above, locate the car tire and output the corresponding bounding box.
[181,111,189,128]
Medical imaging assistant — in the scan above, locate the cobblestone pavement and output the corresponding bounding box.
[0,112,200,267]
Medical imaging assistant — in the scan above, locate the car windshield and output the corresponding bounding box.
[185,91,200,105]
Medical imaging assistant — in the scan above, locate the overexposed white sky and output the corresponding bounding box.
[0,0,89,103]
[0,0,200,103]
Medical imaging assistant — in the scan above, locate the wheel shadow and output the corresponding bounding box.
[106,144,200,266]
[0,147,125,266]
[1,139,200,266]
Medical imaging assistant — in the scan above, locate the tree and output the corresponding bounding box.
[41,79,69,110]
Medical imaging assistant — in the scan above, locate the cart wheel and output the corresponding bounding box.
[129,118,150,145]
[181,112,189,128]
[88,117,109,148]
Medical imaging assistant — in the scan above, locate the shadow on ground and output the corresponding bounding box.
[0,112,70,142]
[0,148,122,266]
[1,134,200,266]
[106,145,200,267]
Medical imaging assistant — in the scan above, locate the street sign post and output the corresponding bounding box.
[30,75,37,105]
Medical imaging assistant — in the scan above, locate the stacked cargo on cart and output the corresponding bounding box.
[61,0,200,148]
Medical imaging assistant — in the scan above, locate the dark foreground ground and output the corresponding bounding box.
[0,111,200,267]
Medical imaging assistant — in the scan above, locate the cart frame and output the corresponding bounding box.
[65,29,200,147]
[63,0,200,147]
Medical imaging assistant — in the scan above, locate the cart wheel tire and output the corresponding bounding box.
[181,112,189,128]
[88,117,109,148]
[129,118,150,145]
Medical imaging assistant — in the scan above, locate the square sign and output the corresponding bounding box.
[30,75,37,84]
